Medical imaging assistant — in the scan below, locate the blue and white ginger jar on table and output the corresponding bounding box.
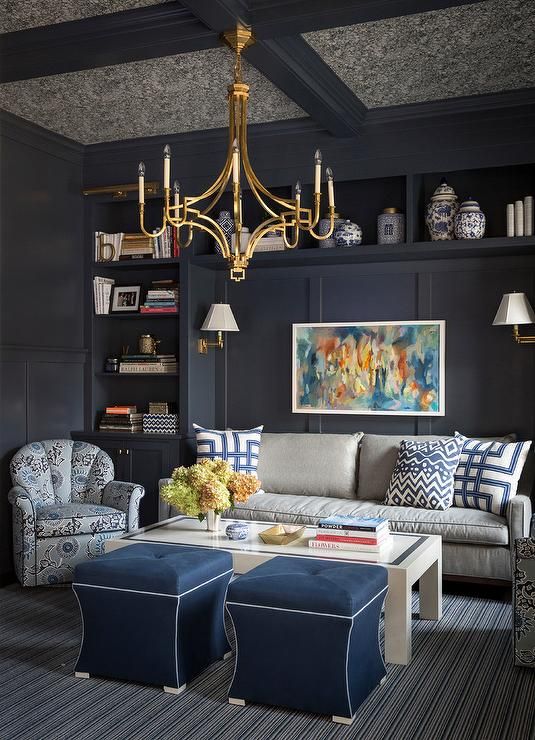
[334,219,363,247]
[426,178,459,241]
[226,522,249,541]
[454,198,486,240]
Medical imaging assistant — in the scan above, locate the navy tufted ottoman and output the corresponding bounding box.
[226,556,388,725]
[72,543,233,694]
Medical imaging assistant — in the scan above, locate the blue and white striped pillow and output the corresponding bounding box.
[384,437,463,510]
[193,424,263,476]
[454,433,531,516]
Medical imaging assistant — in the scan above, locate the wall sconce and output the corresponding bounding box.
[493,292,535,344]
[198,303,239,354]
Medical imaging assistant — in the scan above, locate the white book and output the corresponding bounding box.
[309,536,393,553]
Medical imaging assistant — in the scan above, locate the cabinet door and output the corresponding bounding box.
[129,447,167,526]
[96,442,128,480]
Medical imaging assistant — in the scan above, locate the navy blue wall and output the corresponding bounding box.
[0,112,86,582]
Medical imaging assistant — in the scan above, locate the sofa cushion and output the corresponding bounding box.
[358,433,517,502]
[256,432,362,499]
[193,424,263,475]
[385,437,463,510]
[35,503,126,538]
[231,492,508,545]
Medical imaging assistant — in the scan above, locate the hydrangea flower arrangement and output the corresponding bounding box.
[161,458,261,520]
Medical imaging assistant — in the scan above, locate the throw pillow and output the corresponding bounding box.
[384,437,463,510]
[193,424,263,476]
[454,433,532,516]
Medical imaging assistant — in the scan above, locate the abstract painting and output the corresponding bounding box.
[292,321,445,416]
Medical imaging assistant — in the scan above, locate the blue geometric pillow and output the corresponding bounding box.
[453,433,531,516]
[193,424,263,476]
[385,437,463,510]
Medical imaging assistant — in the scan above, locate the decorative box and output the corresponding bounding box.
[226,522,249,541]
[258,524,306,546]
[142,413,179,434]
[149,402,176,414]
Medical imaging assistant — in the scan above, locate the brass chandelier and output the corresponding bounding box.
[138,24,337,282]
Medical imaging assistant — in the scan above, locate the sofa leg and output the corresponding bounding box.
[332,715,353,725]
[164,684,186,695]
[229,698,246,706]
[74,672,90,679]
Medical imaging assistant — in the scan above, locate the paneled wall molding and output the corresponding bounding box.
[0,110,83,164]
[1,345,89,363]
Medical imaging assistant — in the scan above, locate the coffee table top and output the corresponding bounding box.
[117,515,441,572]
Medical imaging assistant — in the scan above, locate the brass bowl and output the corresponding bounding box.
[259,524,306,546]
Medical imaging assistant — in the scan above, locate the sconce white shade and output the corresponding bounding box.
[201,304,239,332]
[493,292,535,326]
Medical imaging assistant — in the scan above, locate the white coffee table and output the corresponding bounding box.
[106,516,442,665]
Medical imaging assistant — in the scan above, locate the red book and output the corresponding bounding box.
[140,307,178,314]
[173,226,179,258]
[316,534,385,546]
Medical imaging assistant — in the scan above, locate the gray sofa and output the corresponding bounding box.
[160,432,534,582]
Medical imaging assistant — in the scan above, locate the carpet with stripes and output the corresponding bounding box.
[1,584,534,740]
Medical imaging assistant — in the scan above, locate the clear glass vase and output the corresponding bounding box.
[205,510,222,532]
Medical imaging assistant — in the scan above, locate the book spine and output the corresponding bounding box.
[317,527,383,539]
[309,539,390,553]
[318,523,387,533]
[119,364,177,373]
[316,534,384,545]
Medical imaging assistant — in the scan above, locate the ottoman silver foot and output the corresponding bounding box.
[229,698,246,706]
[75,672,90,679]
[333,715,353,725]
[164,684,186,695]
[223,651,233,660]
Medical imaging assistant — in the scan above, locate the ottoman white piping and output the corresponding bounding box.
[72,587,85,673]
[72,568,233,599]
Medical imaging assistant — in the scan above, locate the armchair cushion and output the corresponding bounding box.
[36,503,126,538]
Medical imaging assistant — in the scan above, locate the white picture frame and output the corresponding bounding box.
[111,285,141,313]
[292,320,446,416]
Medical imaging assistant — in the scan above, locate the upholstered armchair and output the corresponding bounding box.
[9,440,145,586]
[514,537,535,666]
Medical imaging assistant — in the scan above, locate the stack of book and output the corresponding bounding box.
[255,233,285,252]
[309,515,391,553]
[120,233,154,260]
[119,354,178,374]
[152,225,178,259]
[95,232,124,262]
[93,276,115,314]
[99,406,143,433]
[140,280,179,314]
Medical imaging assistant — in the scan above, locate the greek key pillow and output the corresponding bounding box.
[454,433,532,516]
[385,437,463,510]
[193,424,263,476]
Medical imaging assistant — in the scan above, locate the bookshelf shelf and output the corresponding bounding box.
[95,372,179,377]
[92,257,180,270]
[94,313,178,319]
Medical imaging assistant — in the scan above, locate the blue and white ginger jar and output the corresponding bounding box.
[215,211,234,255]
[426,178,459,241]
[454,198,486,240]
[317,212,344,248]
[334,219,362,247]
[377,208,405,245]
[226,522,249,541]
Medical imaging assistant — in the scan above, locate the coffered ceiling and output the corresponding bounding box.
[0,0,533,144]
[305,0,534,108]
[0,0,173,33]
[0,48,304,143]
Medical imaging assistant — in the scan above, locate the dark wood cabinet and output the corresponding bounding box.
[71,431,181,527]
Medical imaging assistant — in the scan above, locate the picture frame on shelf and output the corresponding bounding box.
[111,285,142,313]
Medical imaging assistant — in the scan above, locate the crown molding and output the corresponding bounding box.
[0,109,84,163]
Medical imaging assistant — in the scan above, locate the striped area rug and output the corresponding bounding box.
[1,584,534,740]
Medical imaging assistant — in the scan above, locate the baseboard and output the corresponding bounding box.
[443,574,511,588]
[0,570,16,587]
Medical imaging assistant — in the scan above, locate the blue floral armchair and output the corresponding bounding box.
[9,440,145,586]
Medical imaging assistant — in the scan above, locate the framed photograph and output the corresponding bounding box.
[111,285,141,313]
[292,320,445,416]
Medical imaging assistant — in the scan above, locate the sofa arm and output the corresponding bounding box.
[508,495,533,543]
[159,478,180,521]
[102,481,145,532]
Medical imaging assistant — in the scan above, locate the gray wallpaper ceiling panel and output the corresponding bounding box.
[0,0,174,33]
[305,0,535,108]
[0,49,305,143]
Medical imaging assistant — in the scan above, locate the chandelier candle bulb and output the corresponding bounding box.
[326,168,335,207]
[163,145,171,190]
[507,203,515,237]
[314,149,322,193]
[138,162,145,205]
[515,200,524,237]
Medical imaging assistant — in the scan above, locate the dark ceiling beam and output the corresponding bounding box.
[0,3,217,83]
[249,0,480,37]
[180,0,365,136]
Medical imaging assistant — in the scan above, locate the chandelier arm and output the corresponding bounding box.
[244,216,283,259]
[281,214,300,249]
[176,224,193,249]
[193,213,231,260]
[308,207,336,240]
[139,203,167,239]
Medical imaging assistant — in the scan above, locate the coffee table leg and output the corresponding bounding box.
[419,554,442,621]
[384,569,411,665]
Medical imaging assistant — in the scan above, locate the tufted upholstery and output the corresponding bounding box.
[8,439,145,587]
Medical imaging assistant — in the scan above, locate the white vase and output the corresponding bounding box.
[205,510,221,532]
